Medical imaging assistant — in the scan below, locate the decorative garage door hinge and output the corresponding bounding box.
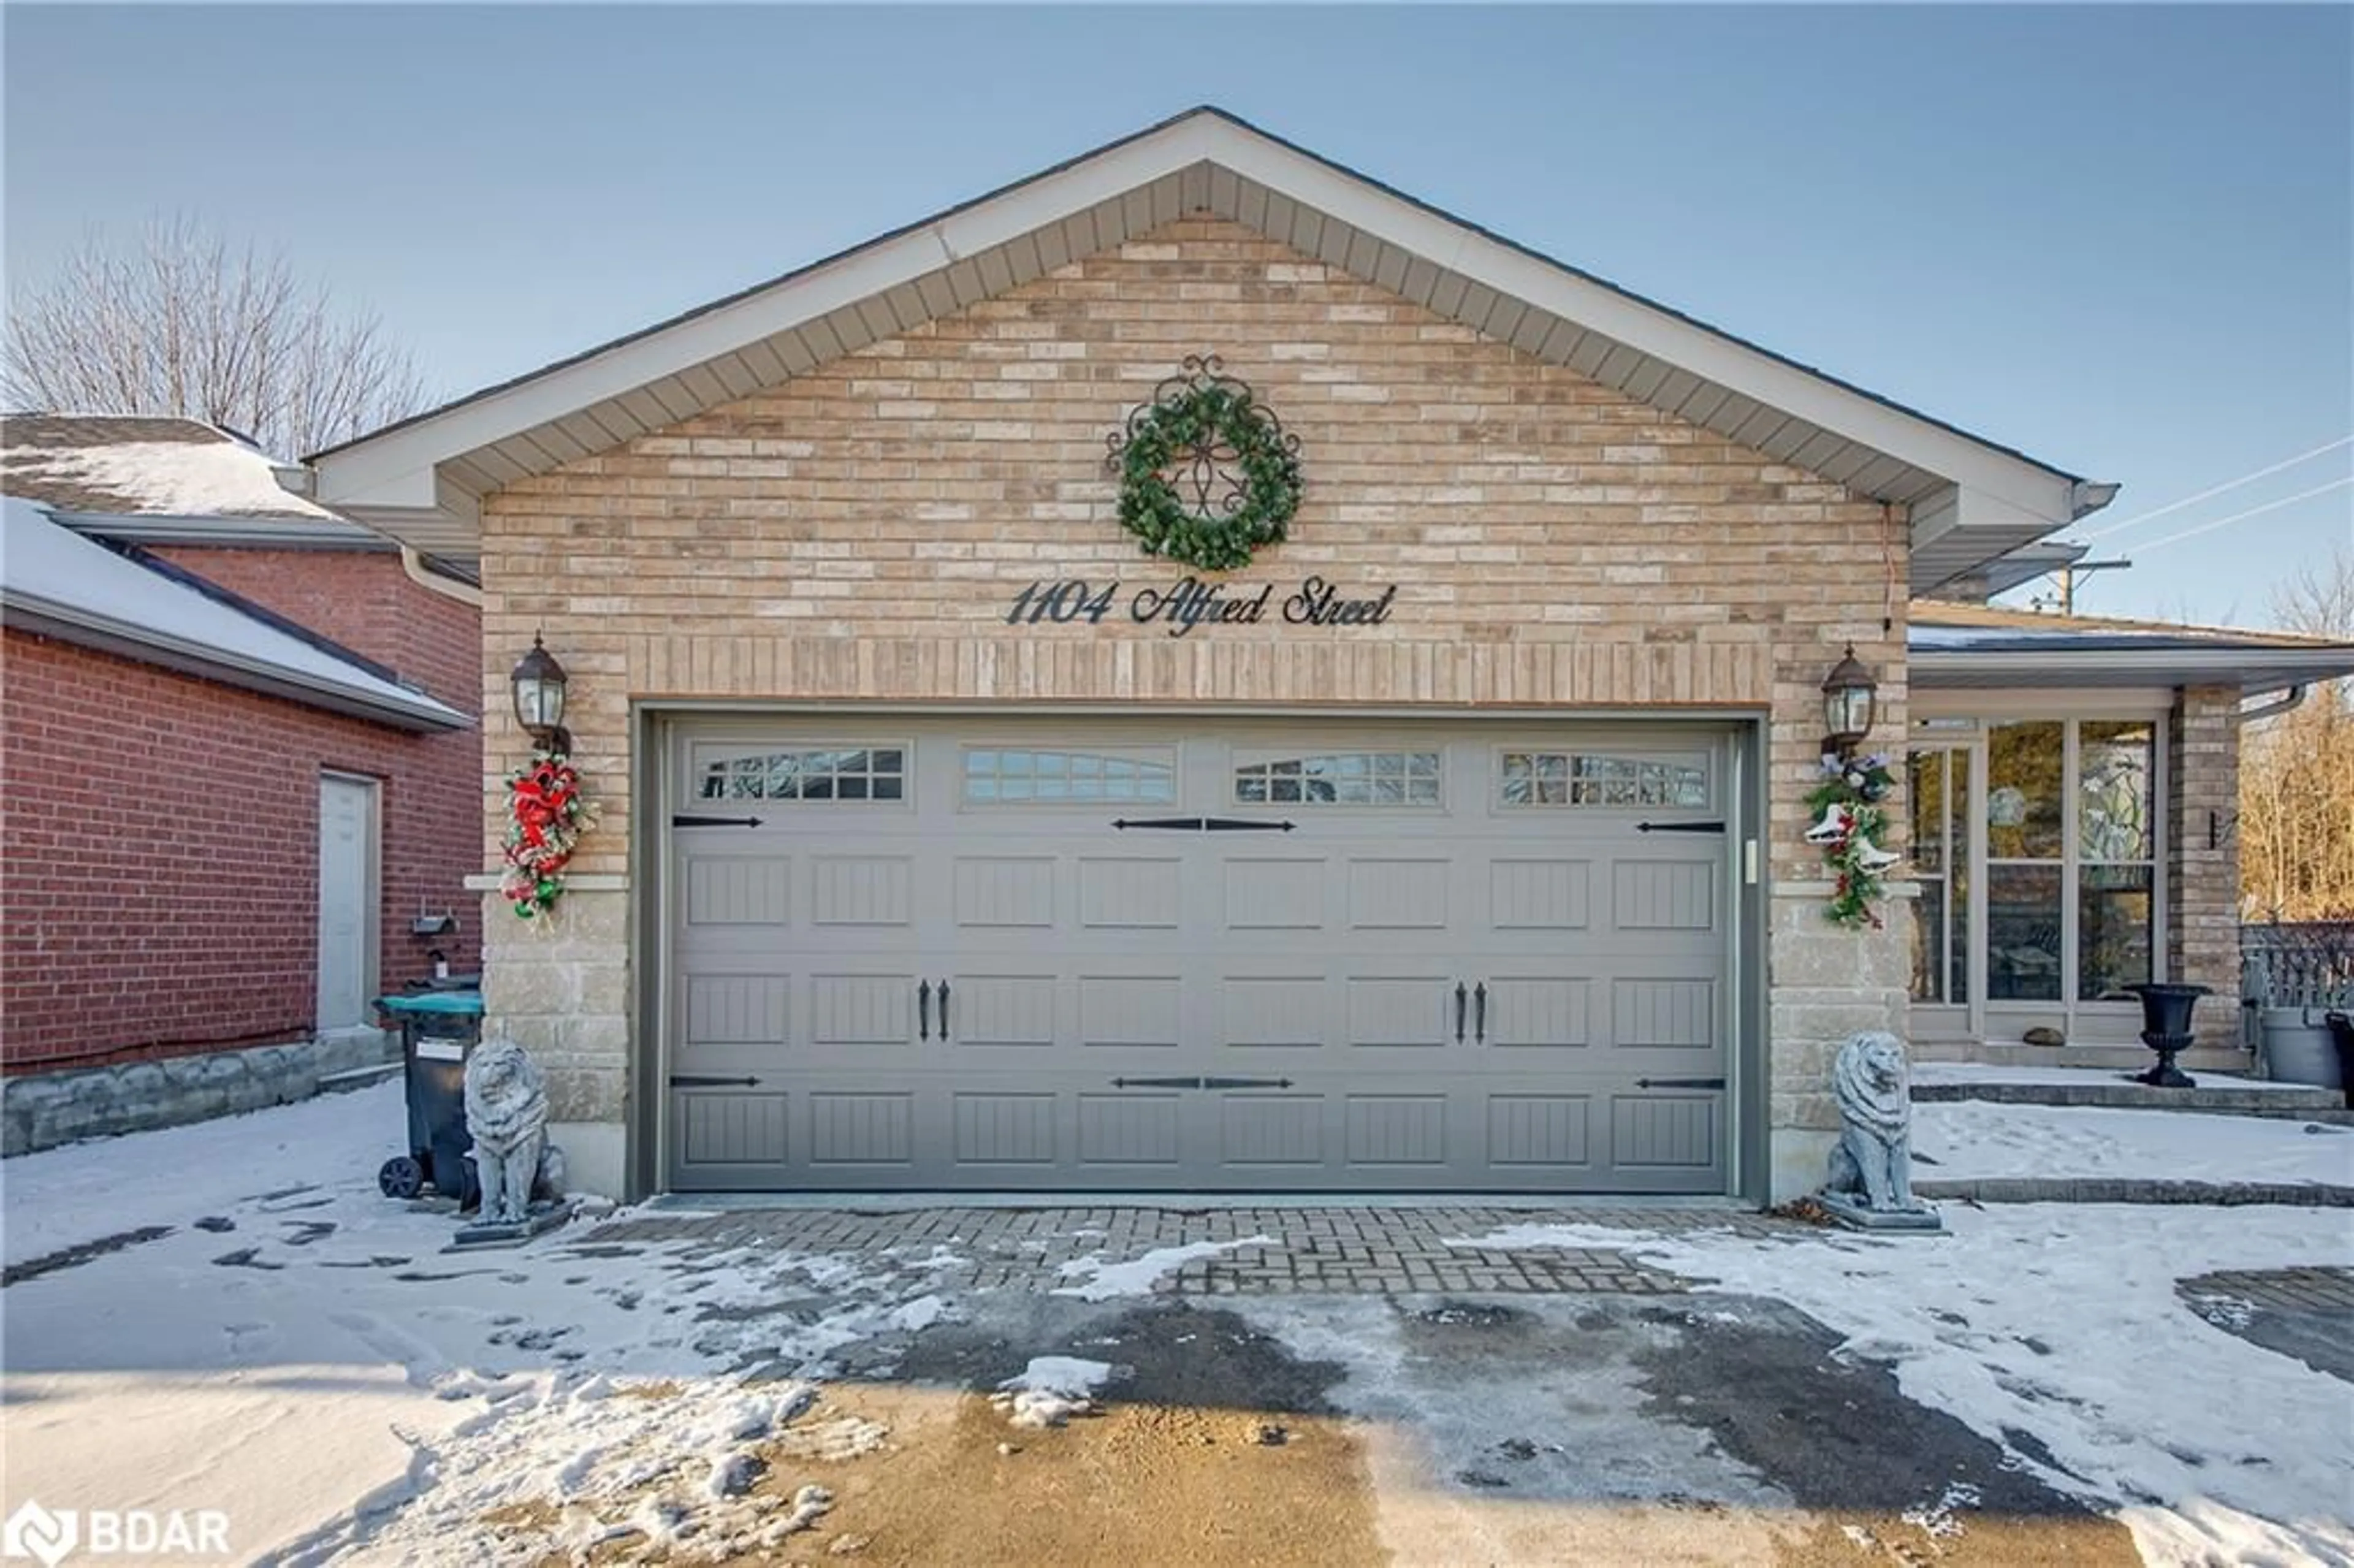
[1635,820,1725,834]
[1635,1076,1727,1090]
[1111,816,1296,832]
[673,813,764,828]
[669,1073,760,1087]
[1110,1075,1296,1090]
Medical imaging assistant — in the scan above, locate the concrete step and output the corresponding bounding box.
[1913,1041,2251,1073]
[1918,1177,2353,1208]
[1910,1074,2352,1122]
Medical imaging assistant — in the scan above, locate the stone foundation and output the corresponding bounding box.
[2,1029,398,1157]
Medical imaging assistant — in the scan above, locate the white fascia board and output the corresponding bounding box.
[327,482,479,548]
[313,113,2085,533]
[1951,484,2061,538]
[1202,127,2082,521]
[933,118,1214,263]
[324,460,445,514]
[314,126,1217,510]
[1,593,471,732]
[1909,485,1962,545]
[48,511,392,550]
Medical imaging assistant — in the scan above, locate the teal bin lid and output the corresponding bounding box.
[376,991,484,1017]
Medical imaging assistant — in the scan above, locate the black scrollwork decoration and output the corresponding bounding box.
[1105,354,1304,573]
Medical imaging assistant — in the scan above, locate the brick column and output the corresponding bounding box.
[2168,685,2242,1048]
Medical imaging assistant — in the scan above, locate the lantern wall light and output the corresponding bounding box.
[1820,644,1878,762]
[510,634,573,756]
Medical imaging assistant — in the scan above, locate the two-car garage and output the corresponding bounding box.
[658,715,1748,1195]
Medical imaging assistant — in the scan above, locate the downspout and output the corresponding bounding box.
[2237,685,2307,725]
[275,462,481,609]
[401,545,483,608]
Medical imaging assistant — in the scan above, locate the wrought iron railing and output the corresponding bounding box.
[2241,921,2354,1011]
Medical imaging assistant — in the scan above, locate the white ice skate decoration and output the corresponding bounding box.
[1804,803,1854,844]
[1847,834,1902,872]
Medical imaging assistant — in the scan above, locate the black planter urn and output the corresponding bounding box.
[2124,983,2211,1088]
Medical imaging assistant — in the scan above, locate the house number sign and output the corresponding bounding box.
[1004,574,1397,638]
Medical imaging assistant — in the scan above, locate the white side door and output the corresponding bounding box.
[316,773,379,1032]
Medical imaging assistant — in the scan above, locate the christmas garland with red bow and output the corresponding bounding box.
[503,750,599,919]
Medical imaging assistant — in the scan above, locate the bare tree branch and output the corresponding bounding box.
[2241,546,2354,921]
[3,214,430,457]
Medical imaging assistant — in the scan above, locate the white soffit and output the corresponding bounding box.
[309,109,2102,585]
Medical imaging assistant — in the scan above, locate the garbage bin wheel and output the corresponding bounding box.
[378,1155,426,1201]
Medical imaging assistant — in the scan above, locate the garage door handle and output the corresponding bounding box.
[938,981,951,1041]
[1453,982,1468,1044]
[1637,1076,1727,1090]
[917,981,932,1041]
[1474,982,1487,1044]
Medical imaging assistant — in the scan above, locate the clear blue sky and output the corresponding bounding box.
[7,4,2348,626]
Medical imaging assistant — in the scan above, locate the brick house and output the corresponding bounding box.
[1,416,481,1152]
[307,108,2354,1203]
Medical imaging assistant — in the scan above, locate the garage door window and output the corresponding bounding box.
[1235,750,1441,806]
[697,746,907,802]
[964,748,1176,805]
[1501,752,1707,809]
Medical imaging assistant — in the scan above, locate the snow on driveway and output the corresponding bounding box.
[7,1088,2353,1566]
[1448,1209,2354,1568]
[0,1087,964,1565]
[1,1081,410,1268]
[1914,1098,2354,1186]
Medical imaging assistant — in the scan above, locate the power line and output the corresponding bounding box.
[2134,476,2354,554]
[2082,435,2353,540]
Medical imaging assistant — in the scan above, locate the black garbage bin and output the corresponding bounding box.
[2326,1012,2354,1109]
[375,991,484,1202]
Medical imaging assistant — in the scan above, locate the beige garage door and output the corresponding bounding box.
[663,718,1734,1193]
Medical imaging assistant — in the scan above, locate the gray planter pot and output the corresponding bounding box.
[2258,1008,2345,1089]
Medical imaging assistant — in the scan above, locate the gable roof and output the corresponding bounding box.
[1,413,383,547]
[308,106,2112,586]
[0,497,467,731]
[1910,599,2354,693]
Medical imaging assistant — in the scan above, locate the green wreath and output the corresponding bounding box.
[1110,356,1303,573]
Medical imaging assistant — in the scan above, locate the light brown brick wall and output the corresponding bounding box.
[2170,684,2243,1045]
[474,218,1913,1178]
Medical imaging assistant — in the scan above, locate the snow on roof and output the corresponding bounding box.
[1906,600,2354,696]
[0,498,466,731]
[0,414,342,521]
[1905,607,2354,691]
[1909,623,2200,651]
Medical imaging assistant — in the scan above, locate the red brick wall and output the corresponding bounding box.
[142,546,481,715]
[1,550,483,1073]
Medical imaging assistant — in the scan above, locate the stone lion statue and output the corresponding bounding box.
[1823,1030,1924,1213]
[464,1037,564,1225]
